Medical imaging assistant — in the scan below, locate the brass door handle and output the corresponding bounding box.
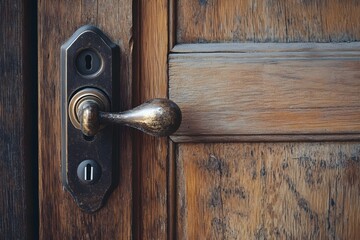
[69,88,182,138]
[61,25,181,212]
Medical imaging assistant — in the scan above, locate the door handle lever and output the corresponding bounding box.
[72,88,181,137]
[61,25,182,212]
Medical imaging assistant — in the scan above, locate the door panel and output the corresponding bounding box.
[177,0,360,43]
[38,1,133,238]
[169,0,360,239]
[176,143,360,239]
[0,1,37,239]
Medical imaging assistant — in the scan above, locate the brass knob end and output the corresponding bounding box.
[77,100,101,137]
[70,88,182,137]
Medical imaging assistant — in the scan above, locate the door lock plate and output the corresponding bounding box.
[60,25,119,212]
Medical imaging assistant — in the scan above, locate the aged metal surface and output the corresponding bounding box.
[68,88,110,131]
[76,97,182,137]
[78,101,101,137]
[60,25,119,212]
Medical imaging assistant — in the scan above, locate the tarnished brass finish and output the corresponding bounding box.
[68,88,110,130]
[62,26,181,213]
[72,88,182,137]
[99,98,182,137]
[77,100,101,137]
[61,25,118,213]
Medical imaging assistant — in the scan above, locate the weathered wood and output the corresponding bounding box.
[171,1,360,240]
[176,143,360,239]
[35,1,360,240]
[38,1,133,238]
[171,134,360,143]
[169,43,360,142]
[0,0,37,239]
[133,0,170,238]
[172,42,360,53]
[177,0,360,43]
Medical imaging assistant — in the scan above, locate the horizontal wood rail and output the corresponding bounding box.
[169,43,360,142]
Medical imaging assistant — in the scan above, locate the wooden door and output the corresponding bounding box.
[167,0,360,239]
[2,0,360,239]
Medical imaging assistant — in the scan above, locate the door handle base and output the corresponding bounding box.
[61,25,119,212]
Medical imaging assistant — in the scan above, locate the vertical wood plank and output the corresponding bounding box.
[133,0,169,238]
[0,0,37,239]
[38,0,133,238]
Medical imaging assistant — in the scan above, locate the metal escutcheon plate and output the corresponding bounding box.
[60,25,119,212]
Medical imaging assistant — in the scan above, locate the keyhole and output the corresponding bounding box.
[84,163,94,181]
[85,54,92,70]
[76,49,101,76]
[77,159,101,184]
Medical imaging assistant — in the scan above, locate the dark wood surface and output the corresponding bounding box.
[38,1,133,238]
[176,0,360,43]
[0,0,37,239]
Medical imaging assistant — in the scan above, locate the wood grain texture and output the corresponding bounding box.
[176,0,360,43]
[176,143,360,239]
[38,0,133,238]
[171,134,360,143]
[172,42,360,53]
[133,0,170,239]
[169,43,360,142]
[0,0,37,239]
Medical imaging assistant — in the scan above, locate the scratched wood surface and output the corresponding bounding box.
[170,1,360,240]
[176,0,360,43]
[176,143,360,239]
[38,1,133,238]
[0,0,37,239]
[133,0,170,239]
[169,43,360,142]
